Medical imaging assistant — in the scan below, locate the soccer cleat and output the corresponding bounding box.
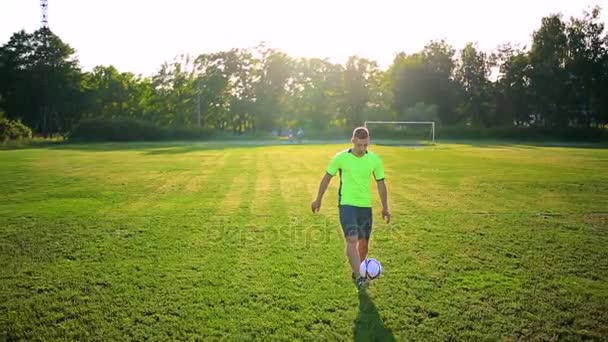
[356,276,369,291]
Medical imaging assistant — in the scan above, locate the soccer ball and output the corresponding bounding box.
[360,258,382,280]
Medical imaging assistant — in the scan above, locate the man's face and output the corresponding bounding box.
[352,137,369,155]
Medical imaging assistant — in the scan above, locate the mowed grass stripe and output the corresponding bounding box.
[236,149,304,337]
[154,160,254,339]
[208,147,344,339]
[0,150,112,218]
[219,148,257,214]
[196,147,302,338]
[93,150,249,340]
[119,151,231,216]
[251,148,272,216]
[266,146,363,339]
[1,150,250,340]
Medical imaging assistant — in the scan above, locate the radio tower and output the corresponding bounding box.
[41,0,49,28]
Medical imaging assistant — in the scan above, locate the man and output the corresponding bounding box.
[311,126,390,291]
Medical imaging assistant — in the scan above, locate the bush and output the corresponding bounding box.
[66,117,608,143]
[303,127,352,140]
[438,126,608,142]
[68,118,215,142]
[0,117,33,141]
[69,117,161,142]
[164,126,217,141]
[366,125,433,140]
[211,131,274,141]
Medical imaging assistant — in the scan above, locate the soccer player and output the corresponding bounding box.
[311,126,391,291]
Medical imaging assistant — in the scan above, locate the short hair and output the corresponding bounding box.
[352,126,369,139]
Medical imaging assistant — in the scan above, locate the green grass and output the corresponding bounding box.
[1,141,607,340]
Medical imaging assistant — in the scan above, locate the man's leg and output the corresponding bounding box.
[357,207,373,262]
[346,235,361,276]
[358,238,369,262]
[347,234,368,290]
[340,205,366,285]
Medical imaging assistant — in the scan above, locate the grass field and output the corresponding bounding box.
[1,141,607,340]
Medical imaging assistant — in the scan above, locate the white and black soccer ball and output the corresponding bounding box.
[360,258,383,280]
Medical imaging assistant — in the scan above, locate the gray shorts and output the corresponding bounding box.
[339,205,372,240]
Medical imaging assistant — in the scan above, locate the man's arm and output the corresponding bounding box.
[311,173,333,213]
[377,180,391,223]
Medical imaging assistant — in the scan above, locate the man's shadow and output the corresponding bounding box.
[353,291,396,342]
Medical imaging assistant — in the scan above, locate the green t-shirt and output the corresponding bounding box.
[326,149,385,208]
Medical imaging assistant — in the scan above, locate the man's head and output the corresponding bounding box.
[351,126,370,155]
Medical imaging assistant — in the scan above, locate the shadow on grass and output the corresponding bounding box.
[372,139,434,148]
[0,140,66,151]
[439,139,608,149]
[354,291,395,342]
[3,141,244,153]
[5,139,604,154]
[1,140,254,152]
[142,144,235,155]
[0,140,353,153]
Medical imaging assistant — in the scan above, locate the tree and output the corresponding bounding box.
[252,46,293,132]
[455,42,495,127]
[565,6,607,127]
[494,44,532,126]
[529,14,569,127]
[421,40,460,125]
[0,28,83,135]
[289,57,342,131]
[340,56,379,127]
[388,52,428,119]
[149,54,198,126]
[82,66,145,119]
[225,49,256,133]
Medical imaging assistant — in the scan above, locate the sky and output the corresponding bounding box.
[1,0,607,76]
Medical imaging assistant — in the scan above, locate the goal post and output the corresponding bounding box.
[364,121,436,145]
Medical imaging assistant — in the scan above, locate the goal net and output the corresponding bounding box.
[364,121,436,146]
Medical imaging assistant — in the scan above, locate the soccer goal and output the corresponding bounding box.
[364,121,436,146]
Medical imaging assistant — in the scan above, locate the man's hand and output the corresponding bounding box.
[382,207,391,223]
[311,199,322,213]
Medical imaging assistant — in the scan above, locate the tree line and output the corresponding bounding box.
[0,7,607,140]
